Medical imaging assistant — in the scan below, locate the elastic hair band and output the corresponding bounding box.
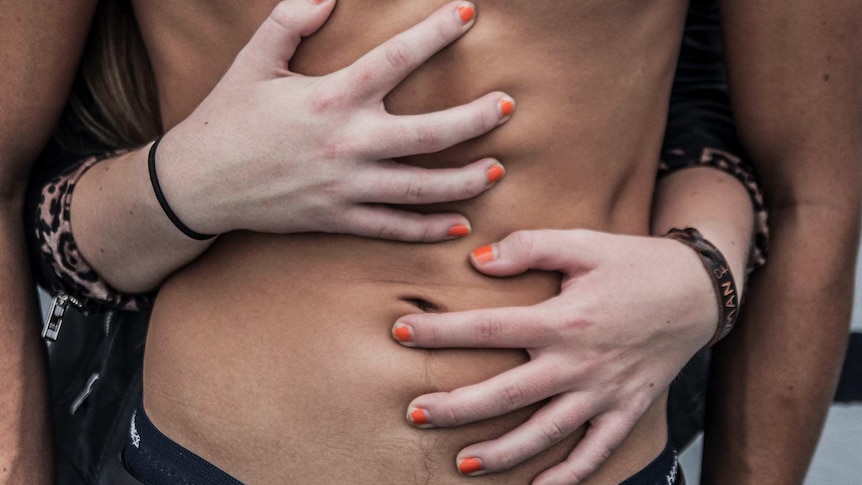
[148,136,216,241]
[664,227,740,347]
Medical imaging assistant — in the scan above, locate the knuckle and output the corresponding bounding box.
[308,83,347,114]
[269,1,294,30]
[346,66,376,94]
[434,23,452,48]
[322,128,367,159]
[371,221,401,240]
[495,449,517,470]
[563,469,586,485]
[441,401,462,427]
[511,230,537,256]
[476,318,504,344]
[606,425,629,451]
[426,320,443,345]
[413,125,441,150]
[501,382,526,408]
[403,177,426,203]
[384,40,416,70]
[419,221,437,243]
[471,107,493,134]
[595,444,614,463]
[540,420,567,446]
[561,308,593,333]
[320,138,353,160]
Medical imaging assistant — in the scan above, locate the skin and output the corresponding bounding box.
[0,1,97,482]
[73,1,749,483]
[702,1,862,482]
[20,0,856,484]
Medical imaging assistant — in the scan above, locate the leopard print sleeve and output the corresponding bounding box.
[33,151,153,312]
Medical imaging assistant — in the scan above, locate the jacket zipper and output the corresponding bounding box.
[42,292,83,341]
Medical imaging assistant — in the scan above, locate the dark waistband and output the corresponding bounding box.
[124,400,681,485]
[620,437,682,485]
[123,403,243,485]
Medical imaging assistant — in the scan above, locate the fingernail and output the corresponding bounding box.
[448,224,471,238]
[408,407,432,427]
[392,323,413,342]
[457,4,476,24]
[472,245,496,264]
[487,164,505,184]
[458,457,485,476]
[310,0,325,4]
[498,96,516,119]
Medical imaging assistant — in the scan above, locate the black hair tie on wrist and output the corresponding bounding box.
[148,136,216,241]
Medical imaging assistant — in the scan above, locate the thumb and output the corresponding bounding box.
[243,0,336,72]
[469,230,598,276]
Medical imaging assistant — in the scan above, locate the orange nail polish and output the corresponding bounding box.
[448,224,471,238]
[457,5,475,24]
[459,458,484,475]
[409,408,429,426]
[393,324,412,342]
[472,245,496,264]
[499,97,515,118]
[486,165,505,183]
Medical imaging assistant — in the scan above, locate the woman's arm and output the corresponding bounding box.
[393,171,754,484]
[56,1,509,298]
[704,1,862,482]
[391,3,760,482]
[0,1,96,482]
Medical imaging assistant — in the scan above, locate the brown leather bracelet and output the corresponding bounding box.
[664,227,740,347]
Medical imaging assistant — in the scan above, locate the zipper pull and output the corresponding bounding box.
[42,293,81,341]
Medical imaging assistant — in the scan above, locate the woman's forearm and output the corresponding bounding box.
[70,145,214,293]
[58,2,513,297]
[652,165,754,306]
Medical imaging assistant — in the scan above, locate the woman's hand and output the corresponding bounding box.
[157,0,511,241]
[391,229,719,484]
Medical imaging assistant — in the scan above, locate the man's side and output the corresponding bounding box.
[0,1,96,482]
[705,1,862,482]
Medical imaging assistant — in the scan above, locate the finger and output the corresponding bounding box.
[354,158,504,205]
[345,1,477,99]
[532,413,636,485]
[367,93,514,158]
[241,0,336,72]
[393,305,552,349]
[339,205,472,242]
[406,361,561,428]
[470,229,602,277]
[454,393,596,476]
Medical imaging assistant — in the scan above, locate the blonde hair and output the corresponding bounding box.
[54,1,161,155]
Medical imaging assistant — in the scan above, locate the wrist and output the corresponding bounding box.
[151,125,229,235]
[664,227,742,347]
[148,136,218,240]
[689,224,749,299]
[660,236,721,348]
